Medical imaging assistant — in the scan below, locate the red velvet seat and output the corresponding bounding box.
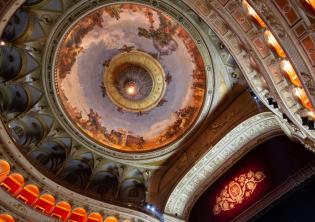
[50,201,71,221]
[0,173,24,195]
[17,184,40,205]
[34,193,55,214]
[87,212,103,222]
[68,207,87,222]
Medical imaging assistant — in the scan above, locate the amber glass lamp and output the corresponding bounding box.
[295,88,313,111]
[306,0,315,10]
[280,60,302,87]
[264,30,286,58]
[242,0,267,28]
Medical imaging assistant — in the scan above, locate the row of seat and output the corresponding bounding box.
[0,159,126,222]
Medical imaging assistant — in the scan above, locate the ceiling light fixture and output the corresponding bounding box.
[280,60,302,87]
[124,81,138,96]
[306,0,315,10]
[264,30,286,58]
[242,0,267,28]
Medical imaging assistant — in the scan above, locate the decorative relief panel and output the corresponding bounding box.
[213,170,266,215]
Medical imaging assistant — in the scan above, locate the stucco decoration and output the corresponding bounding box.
[164,112,281,219]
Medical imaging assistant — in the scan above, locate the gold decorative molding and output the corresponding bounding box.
[213,170,265,215]
[104,51,166,112]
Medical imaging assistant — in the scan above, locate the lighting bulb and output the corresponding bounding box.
[0,41,6,46]
[280,60,302,87]
[306,0,315,10]
[294,88,313,111]
[242,0,267,28]
[264,30,286,58]
[125,81,137,96]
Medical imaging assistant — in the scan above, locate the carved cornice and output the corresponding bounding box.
[164,112,281,220]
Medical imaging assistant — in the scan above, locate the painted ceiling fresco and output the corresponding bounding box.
[54,3,206,152]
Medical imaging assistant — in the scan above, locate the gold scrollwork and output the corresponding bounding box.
[213,170,266,215]
[104,51,166,112]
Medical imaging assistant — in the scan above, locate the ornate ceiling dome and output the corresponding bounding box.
[44,2,212,153]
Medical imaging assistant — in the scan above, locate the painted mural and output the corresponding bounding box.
[54,3,206,152]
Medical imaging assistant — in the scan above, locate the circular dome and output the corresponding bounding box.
[44,2,212,155]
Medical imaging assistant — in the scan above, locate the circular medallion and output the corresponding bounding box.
[43,1,213,157]
[104,51,166,112]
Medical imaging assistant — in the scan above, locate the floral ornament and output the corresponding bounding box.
[213,171,266,215]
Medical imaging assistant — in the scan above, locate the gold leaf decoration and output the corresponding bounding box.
[213,170,266,215]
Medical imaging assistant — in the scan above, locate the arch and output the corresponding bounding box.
[98,162,119,176]
[125,169,144,180]
[104,216,118,222]
[35,193,56,214]
[0,214,15,222]
[68,207,87,222]
[2,9,30,42]
[0,159,10,182]
[0,173,24,194]
[51,201,72,221]
[118,178,146,204]
[0,46,22,81]
[17,184,40,205]
[0,84,28,115]
[164,112,281,219]
[78,152,94,168]
[87,212,103,222]
[58,158,92,188]
[8,114,50,146]
[30,139,67,172]
[88,171,118,199]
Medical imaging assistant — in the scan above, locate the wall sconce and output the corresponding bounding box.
[242,0,267,28]
[264,30,286,58]
[294,88,313,111]
[280,60,302,87]
[306,0,315,10]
